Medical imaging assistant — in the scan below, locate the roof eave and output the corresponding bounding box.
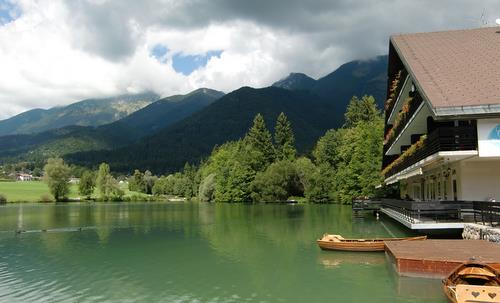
[434,104,500,119]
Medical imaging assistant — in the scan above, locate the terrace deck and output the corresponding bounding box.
[385,240,500,278]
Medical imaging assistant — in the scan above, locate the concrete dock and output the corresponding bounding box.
[385,240,500,278]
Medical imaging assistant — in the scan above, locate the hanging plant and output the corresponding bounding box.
[383,96,414,146]
[384,70,403,110]
[382,134,427,176]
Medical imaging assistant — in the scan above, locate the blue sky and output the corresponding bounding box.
[0,0,19,25]
[151,45,223,76]
[172,50,223,75]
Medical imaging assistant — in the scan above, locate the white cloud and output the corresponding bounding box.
[1,0,500,119]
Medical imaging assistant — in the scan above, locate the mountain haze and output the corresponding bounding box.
[0,89,224,164]
[0,92,160,136]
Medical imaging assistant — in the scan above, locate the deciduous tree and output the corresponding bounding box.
[43,158,71,202]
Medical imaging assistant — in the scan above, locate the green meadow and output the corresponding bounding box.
[0,181,149,203]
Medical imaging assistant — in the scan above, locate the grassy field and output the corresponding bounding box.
[0,181,77,202]
[0,181,150,202]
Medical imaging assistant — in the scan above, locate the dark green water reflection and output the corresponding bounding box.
[0,203,446,302]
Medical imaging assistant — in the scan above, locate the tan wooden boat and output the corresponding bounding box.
[442,262,500,303]
[316,234,427,252]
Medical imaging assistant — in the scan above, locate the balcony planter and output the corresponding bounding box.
[382,126,478,179]
[384,96,416,146]
[384,70,403,112]
[382,134,426,176]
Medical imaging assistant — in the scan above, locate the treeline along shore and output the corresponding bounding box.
[0,95,394,204]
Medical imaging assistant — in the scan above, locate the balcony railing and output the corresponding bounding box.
[383,125,477,178]
[384,92,423,150]
[385,69,409,123]
[379,199,499,227]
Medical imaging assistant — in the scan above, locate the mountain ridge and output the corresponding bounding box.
[0,92,161,136]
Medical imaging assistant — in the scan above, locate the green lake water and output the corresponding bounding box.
[0,203,446,303]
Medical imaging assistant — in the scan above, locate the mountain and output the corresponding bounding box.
[272,73,316,91]
[273,55,388,108]
[0,92,160,136]
[313,56,388,107]
[0,88,224,165]
[0,55,388,173]
[0,126,118,165]
[67,86,344,173]
[108,88,224,140]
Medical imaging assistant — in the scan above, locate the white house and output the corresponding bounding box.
[382,26,500,202]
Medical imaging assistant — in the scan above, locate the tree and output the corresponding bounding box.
[245,113,274,167]
[294,157,317,196]
[95,163,124,200]
[181,163,196,199]
[274,112,296,161]
[305,164,335,203]
[78,170,96,199]
[32,167,43,177]
[313,128,345,168]
[334,119,384,203]
[250,160,303,202]
[96,163,110,199]
[143,170,156,194]
[344,95,380,127]
[198,173,216,202]
[129,169,145,193]
[43,158,71,201]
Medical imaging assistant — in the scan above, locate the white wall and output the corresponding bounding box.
[459,160,500,201]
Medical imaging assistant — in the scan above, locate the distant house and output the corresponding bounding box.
[382,26,500,202]
[17,173,33,181]
[69,177,80,184]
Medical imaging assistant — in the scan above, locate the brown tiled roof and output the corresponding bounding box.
[391,27,500,110]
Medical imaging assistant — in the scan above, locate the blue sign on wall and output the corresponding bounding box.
[488,124,500,140]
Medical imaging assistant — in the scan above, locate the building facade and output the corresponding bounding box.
[382,27,500,202]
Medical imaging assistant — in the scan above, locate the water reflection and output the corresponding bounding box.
[318,251,386,268]
[0,203,447,303]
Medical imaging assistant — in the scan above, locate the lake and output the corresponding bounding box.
[0,203,446,302]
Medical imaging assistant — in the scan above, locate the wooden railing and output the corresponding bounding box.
[473,201,500,227]
[383,125,477,178]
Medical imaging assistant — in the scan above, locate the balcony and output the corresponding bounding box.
[384,91,424,151]
[384,69,409,123]
[383,125,477,179]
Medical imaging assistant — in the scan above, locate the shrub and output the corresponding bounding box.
[40,194,52,203]
[0,194,6,204]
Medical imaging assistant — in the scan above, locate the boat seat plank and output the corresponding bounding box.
[456,285,500,303]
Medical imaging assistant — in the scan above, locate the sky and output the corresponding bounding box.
[0,0,500,119]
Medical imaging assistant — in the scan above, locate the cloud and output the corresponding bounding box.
[1,0,500,119]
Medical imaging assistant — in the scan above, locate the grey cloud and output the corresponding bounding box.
[61,0,500,64]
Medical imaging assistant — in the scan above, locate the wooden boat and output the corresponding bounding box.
[442,262,500,303]
[316,234,427,252]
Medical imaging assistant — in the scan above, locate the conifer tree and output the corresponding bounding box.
[274,112,296,161]
[96,163,111,199]
[78,170,96,199]
[344,95,380,127]
[245,114,274,166]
